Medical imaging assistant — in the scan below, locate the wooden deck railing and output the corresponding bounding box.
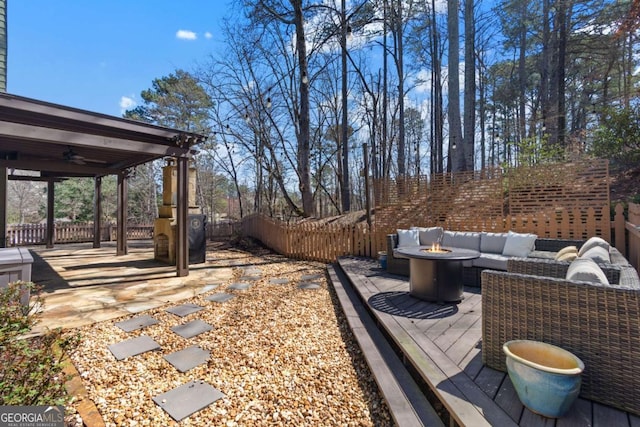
[6,221,239,246]
[242,203,639,265]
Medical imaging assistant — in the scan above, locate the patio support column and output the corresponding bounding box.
[116,171,128,256]
[0,167,6,248]
[176,156,189,276]
[46,179,54,248]
[93,176,102,248]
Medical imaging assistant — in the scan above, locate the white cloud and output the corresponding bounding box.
[204,31,213,39]
[120,96,136,114]
[176,30,197,40]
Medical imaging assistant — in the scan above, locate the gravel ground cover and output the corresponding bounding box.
[65,242,393,426]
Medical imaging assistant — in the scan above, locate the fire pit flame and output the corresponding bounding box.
[423,242,451,254]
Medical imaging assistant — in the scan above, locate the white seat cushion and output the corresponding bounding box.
[392,249,411,259]
[528,250,556,260]
[472,253,509,270]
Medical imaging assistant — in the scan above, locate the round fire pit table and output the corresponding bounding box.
[395,246,480,303]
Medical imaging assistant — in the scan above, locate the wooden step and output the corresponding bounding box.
[327,263,444,427]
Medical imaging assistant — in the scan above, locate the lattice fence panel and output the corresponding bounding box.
[507,159,609,215]
[373,168,504,233]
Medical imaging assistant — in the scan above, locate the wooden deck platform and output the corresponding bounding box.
[331,256,640,427]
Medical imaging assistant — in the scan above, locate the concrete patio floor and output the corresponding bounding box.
[27,240,236,335]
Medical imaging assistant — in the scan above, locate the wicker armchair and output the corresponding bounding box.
[482,258,640,416]
[386,234,409,276]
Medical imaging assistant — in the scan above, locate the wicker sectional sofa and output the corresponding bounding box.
[385,228,612,286]
[482,257,640,415]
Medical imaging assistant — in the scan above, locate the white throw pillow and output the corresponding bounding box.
[555,246,578,261]
[566,258,610,285]
[502,231,537,257]
[578,236,610,257]
[556,251,578,262]
[411,226,444,246]
[579,246,611,263]
[396,229,420,247]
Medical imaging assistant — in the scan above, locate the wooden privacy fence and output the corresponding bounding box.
[242,214,378,262]
[242,204,638,265]
[628,203,640,272]
[373,160,610,236]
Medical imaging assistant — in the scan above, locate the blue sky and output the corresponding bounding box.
[8,1,231,116]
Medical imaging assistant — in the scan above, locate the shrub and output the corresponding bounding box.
[590,105,640,167]
[0,281,80,406]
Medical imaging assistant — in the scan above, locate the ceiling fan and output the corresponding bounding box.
[62,146,109,166]
[63,146,86,165]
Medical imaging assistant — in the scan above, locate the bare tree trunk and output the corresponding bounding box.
[382,0,389,179]
[448,0,464,171]
[556,0,568,147]
[292,0,314,216]
[340,0,350,212]
[463,0,475,171]
[394,0,406,178]
[541,0,552,145]
[431,0,443,173]
[518,1,527,142]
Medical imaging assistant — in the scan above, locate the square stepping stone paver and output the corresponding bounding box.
[269,278,290,285]
[166,303,204,317]
[114,315,159,332]
[153,380,225,422]
[298,282,321,290]
[301,273,323,281]
[163,345,210,373]
[206,293,235,303]
[239,275,261,281]
[171,319,213,339]
[108,335,161,361]
[243,267,262,275]
[201,283,221,293]
[228,282,252,290]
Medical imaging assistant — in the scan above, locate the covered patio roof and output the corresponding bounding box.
[0,93,204,177]
[0,92,206,276]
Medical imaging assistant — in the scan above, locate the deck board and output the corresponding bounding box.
[334,256,636,427]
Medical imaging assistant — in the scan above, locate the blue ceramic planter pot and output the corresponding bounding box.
[378,251,387,269]
[503,340,584,418]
